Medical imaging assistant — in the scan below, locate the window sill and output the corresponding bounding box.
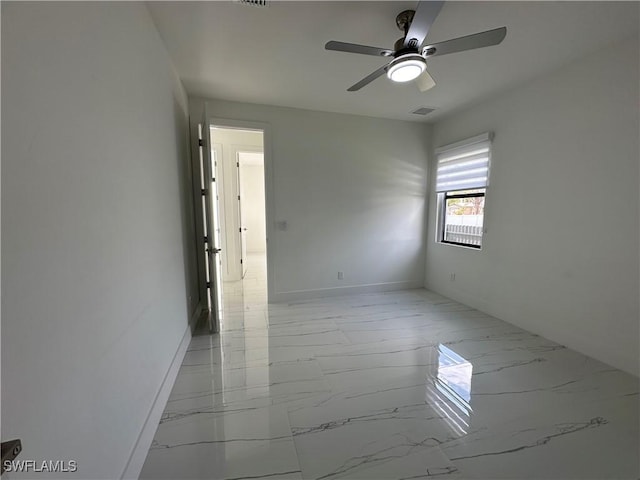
[437,241,482,251]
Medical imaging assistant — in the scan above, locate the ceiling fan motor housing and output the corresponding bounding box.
[394,37,418,55]
[394,10,421,55]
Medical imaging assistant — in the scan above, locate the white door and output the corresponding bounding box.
[237,153,248,278]
[199,110,223,332]
[210,144,224,321]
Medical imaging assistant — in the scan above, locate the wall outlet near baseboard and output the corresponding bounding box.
[338,271,344,280]
[450,273,456,281]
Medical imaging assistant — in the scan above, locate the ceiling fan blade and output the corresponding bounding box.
[347,64,389,91]
[415,70,436,92]
[404,1,444,49]
[423,27,507,57]
[325,41,394,57]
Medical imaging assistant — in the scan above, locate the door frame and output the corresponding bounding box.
[235,145,265,279]
[207,117,274,303]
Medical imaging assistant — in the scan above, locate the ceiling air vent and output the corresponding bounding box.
[235,0,269,7]
[412,107,435,116]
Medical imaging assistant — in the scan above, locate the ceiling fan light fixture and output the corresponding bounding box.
[387,54,426,83]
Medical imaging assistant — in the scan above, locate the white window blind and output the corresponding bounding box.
[435,133,492,193]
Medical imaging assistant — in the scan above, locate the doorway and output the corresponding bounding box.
[209,125,268,332]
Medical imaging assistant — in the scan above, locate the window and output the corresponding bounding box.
[435,133,492,249]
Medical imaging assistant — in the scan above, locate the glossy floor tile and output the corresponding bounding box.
[140,254,639,479]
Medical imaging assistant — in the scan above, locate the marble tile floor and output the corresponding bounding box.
[141,255,639,479]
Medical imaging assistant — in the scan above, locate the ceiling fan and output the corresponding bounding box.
[325,1,506,92]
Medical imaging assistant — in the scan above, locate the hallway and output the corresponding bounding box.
[140,255,638,479]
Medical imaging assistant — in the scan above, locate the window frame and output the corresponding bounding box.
[434,132,493,251]
[438,189,486,249]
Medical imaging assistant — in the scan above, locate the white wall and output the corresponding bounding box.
[2,3,198,478]
[191,99,430,301]
[425,36,639,376]
[239,159,267,254]
[210,128,264,281]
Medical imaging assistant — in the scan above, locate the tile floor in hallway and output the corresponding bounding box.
[140,254,639,479]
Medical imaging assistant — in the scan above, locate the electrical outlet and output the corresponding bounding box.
[450,273,456,281]
[338,271,344,280]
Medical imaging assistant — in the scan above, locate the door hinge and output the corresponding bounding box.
[201,188,207,196]
[239,227,242,233]
[198,139,204,147]
[237,162,239,167]
[238,195,240,201]
[240,259,243,264]
[206,281,211,288]
[204,235,208,243]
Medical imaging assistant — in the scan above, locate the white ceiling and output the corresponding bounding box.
[147,1,639,123]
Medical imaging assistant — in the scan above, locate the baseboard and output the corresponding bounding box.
[189,300,207,333]
[424,280,493,315]
[120,324,192,479]
[425,281,640,378]
[272,280,423,303]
